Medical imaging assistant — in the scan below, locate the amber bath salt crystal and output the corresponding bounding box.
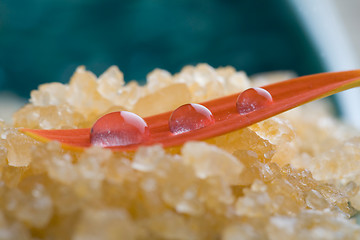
[1,64,360,239]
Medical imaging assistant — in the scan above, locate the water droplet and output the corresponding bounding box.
[236,88,273,115]
[90,111,149,147]
[169,103,215,134]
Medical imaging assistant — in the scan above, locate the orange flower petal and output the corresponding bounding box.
[20,70,360,151]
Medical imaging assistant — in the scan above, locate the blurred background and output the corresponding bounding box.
[0,0,359,125]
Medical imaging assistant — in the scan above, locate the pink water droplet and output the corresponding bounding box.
[90,111,149,147]
[236,87,273,115]
[169,103,215,134]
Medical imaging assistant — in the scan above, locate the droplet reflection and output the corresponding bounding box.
[169,103,215,134]
[90,111,149,147]
[236,88,273,115]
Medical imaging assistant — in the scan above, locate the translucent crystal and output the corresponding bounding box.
[249,117,297,166]
[114,81,143,109]
[13,104,85,129]
[222,223,263,240]
[143,210,200,240]
[3,66,360,239]
[296,138,360,183]
[215,66,236,80]
[305,189,330,210]
[133,83,191,117]
[77,147,112,181]
[146,68,173,93]
[30,82,68,106]
[266,211,360,239]
[161,159,205,216]
[344,181,359,197]
[0,211,31,239]
[97,66,125,103]
[174,64,227,101]
[5,183,53,228]
[72,147,112,200]
[105,157,135,185]
[1,165,27,188]
[226,71,251,94]
[66,66,112,118]
[250,71,297,87]
[6,131,37,167]
[41,142,77,185]
[182,141,244,185]
[50,184,80,214]
[73,209,141,240]
[207,127,275,162]
[132,145,165,172]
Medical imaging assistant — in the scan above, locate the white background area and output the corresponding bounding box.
[291,0,360,128]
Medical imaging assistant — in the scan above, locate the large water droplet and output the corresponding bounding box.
[90,111,149,147]
[169,103,215,134]
[236,87,273,115]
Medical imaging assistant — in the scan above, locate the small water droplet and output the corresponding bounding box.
[90,111,149,147]
[169,103,215,134]
[236,87,273,115]
[1,132,7,140]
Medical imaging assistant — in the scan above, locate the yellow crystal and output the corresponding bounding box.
[0,64,359,239]
[133,83,191,117]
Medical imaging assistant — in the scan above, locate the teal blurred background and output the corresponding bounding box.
[0,0,324,98]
